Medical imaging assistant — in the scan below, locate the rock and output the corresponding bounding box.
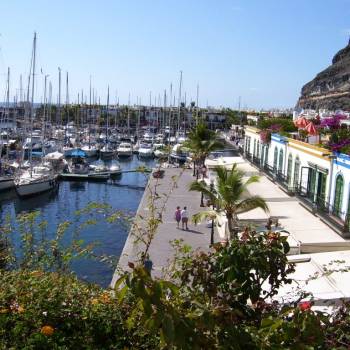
[298,40,350,110]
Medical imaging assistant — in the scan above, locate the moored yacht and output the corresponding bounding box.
[100,144,115,159]
[15,165,58,197]
[81,144,98,157]
[138,143,154,158]
[117,142,133,157]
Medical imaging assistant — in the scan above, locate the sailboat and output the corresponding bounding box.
[0,67,15,191]
[15,33,58,197]
[100,86,115,159]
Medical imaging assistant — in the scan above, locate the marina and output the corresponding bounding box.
[0,155,155,287]
[1,0,350,347]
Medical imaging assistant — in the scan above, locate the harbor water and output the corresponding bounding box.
[0,155,156,287]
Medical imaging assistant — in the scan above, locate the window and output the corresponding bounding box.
[264,145,269,166]
[278,149,284,173]
[346,193,350,232]
[307,168,317,200]
[253,139,256,157]
[273,147,278,171]
[257,141,260,158]
[287,154,293,184]
[316,172,327,207]
[333,174,344,217]
[293,157,300,188]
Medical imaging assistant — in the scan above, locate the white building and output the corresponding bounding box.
[244,126,350,237]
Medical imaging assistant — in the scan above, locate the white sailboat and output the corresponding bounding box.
[15,33,58,197]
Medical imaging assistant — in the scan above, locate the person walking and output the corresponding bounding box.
[174,206,182,228]
[181,206,189,230]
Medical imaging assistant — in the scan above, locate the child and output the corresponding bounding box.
[174,206,181,228]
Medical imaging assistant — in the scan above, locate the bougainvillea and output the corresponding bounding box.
[320,114,346,130]
[260,130,272,144]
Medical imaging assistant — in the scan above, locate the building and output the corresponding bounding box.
[244,126,350,237]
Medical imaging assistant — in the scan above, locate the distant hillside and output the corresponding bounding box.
[298,40,350,110]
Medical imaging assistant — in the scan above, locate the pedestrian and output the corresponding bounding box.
[174,206,181,228]
[181,206,189,230]
[201,165,207,179]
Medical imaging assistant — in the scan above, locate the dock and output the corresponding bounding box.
[60,173,110,181]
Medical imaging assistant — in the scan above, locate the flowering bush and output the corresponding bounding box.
[320,114,346,130]
[260,129,272,144]
[328,128,350,154]
[0,271,137,349]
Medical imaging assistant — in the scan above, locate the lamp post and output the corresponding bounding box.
[210,176,215,246]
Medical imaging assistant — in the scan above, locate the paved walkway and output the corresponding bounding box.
[206,156,350,252]
[111,156,350,287]
[111,167,219,286]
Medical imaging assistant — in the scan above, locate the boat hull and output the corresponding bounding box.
[138,151,153,158]
[0,177,15,191]
[100,150,115,159]
[81,148,97,157]
[117,151,132,157]
[15,176,58,197]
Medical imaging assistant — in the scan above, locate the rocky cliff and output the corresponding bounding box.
[298,40,350,110]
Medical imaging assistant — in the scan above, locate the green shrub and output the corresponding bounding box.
[258,118,297,133]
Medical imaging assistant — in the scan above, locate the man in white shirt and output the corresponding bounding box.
[181,206,189,230]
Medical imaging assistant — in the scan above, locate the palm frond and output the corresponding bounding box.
[192,209,218,224]
[189,180,216,200]
[244,175,261,186]
[235,196,269,214]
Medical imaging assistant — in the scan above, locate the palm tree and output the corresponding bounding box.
[189,164,269,240]
[184,123,223,175]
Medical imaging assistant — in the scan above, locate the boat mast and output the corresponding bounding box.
[48,81,52,126]
[177,70,182,134]
[127,92,130,137]
[58,67,61,127]
[196,83,199,125]
[168,83,172,164]
[105,86,109,146]
[5,67,10,159]
[42,73,49,152]
[89,76,92,148]
[29,32,37,177]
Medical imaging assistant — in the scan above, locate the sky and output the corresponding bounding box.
[0,0,349,110]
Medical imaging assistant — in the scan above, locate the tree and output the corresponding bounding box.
[189,164,269,239]
[184,123,223,176]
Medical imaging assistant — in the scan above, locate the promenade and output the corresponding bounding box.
[111,167,218,286]
[111,155,350,287]
[206,155,350,253]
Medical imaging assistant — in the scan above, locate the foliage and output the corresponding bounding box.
[189,164,269,239]
[117,233,297,349]
[260,129,271,144]
[222,108,246,126]
[328,128,350,154]
[258,117,297,133]
[320,114,346,130]
[0,270,157,349]
[183,122,223,165]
